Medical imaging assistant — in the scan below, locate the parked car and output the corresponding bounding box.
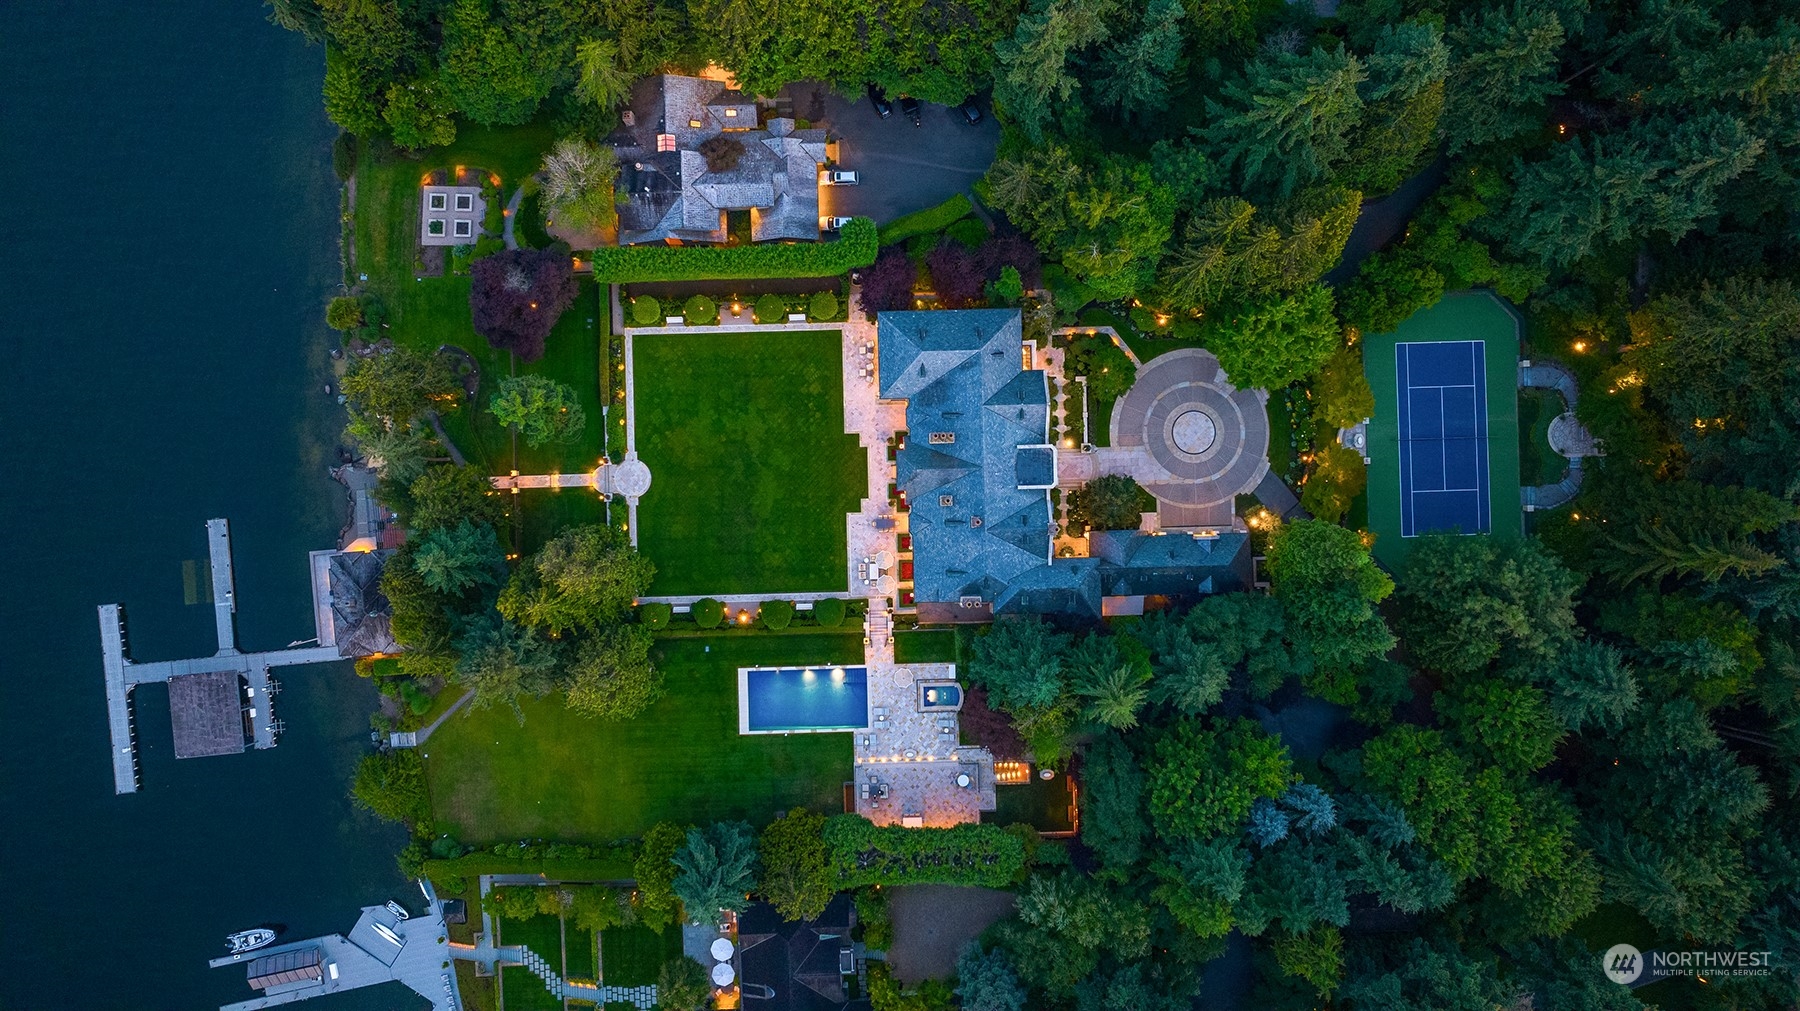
[899,96,922,126]
[825,170,860,185]
[956,99,983,125]
[822,215,856,230]
[865,84,893,119]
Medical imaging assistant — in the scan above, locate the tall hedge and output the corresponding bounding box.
[878,194,973,246]
[822,814,1025,887]
[813,597,847,627]
[589,218,878,282]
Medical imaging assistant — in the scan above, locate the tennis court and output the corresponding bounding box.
[1396,340,1490,536]
[1362,291,1522,568]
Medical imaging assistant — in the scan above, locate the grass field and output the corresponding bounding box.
[1362,291,1522,571]
[601,923,684,985]
[500,965,562,1011]
[424,633,856,843]
[1517,387,1567,487]
[985,774,1076,833]
[567,923,598,980]
[893,628,959,664]
[631,331,866,595]
[499,913,566,1011]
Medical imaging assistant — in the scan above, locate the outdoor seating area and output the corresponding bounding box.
[857,340,876,382]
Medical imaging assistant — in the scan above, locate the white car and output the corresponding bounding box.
[822,216,855,230]
[825,170,860,185]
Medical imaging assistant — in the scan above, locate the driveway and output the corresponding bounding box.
[781,82,1001,226]
[883,884,1017,983]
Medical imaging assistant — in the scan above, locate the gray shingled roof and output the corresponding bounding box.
[880,310,1255,618]
[328,549,398,658]
[610,76,824,245]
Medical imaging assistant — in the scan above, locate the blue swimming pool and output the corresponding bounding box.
[739,665,870,734]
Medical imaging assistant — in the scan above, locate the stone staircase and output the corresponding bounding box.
[516,946,564,996]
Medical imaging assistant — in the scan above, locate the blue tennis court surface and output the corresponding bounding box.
[1396,340,1490,536]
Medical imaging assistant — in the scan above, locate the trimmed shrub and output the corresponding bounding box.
[823,815,1025,887]
[812,597,847,627]
[809,291,839,321]
[640,602,673,630]
[683,294,718,326]
[753,293,786,324]
[759,599,795,630]
[631,296,663,327]
[327,295,365,331]
[693,598,725,629]
[946,217,990,250]
[589,218,878,282]
[878,194,973,246]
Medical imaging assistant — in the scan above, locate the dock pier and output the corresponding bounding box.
[209,881,461,1011]
[98,519,346,795]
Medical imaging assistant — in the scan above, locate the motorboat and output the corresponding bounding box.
[384,900,410,921]
[225,929,277,955]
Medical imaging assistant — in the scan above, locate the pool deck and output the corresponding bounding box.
[851,616,996,826]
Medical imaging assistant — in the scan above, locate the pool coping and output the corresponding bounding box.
[737,664,872,735]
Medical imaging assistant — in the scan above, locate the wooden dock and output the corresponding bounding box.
[98,519,346,795]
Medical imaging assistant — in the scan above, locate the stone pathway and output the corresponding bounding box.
[1519,358,1599,512]
[501,187,523,250]
[388,688,475,748]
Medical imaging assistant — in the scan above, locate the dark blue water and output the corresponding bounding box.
[0,5,413,1008]
[745,666,870,731]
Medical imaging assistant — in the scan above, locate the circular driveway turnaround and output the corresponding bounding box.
[1109,349,1270,512]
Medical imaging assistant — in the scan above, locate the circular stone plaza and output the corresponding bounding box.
[1109,348,1270,528]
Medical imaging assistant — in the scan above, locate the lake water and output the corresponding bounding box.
[0,4,415,1007]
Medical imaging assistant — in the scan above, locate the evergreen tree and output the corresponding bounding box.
[1201,45,1367,200]
[1068,634,1154,730]
[1090,0,1185,121]
[454,612,560,715]
[955,946,1028,1011]
[672,822,759,920]
[1441,0,1568,154]
[1542,641,1640,733]
[413,520,504,594]
[1079,733,1149,869]
[1396,535,1581,677]
[993,0,1116,138]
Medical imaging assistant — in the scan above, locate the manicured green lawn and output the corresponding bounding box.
[632,331,866,595]
[424,633,856,843]
[500,965,562,1011]
[1362,291,1523,570]
[499,913,566,1011]
[985,774,1076,833]
[893,629,958,664]
[354,118,557,294]
[1517,387,1567,487]
[567,923,598,980]
[601,923,683,985]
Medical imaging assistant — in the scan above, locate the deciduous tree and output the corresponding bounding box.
[1147,718,1293,840]
[1203,285,1341,390]
[488,374,586,448]
[565,625,661,720]
[758,808,834,922]
[498,524,655,634]
[470,246,581,361]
